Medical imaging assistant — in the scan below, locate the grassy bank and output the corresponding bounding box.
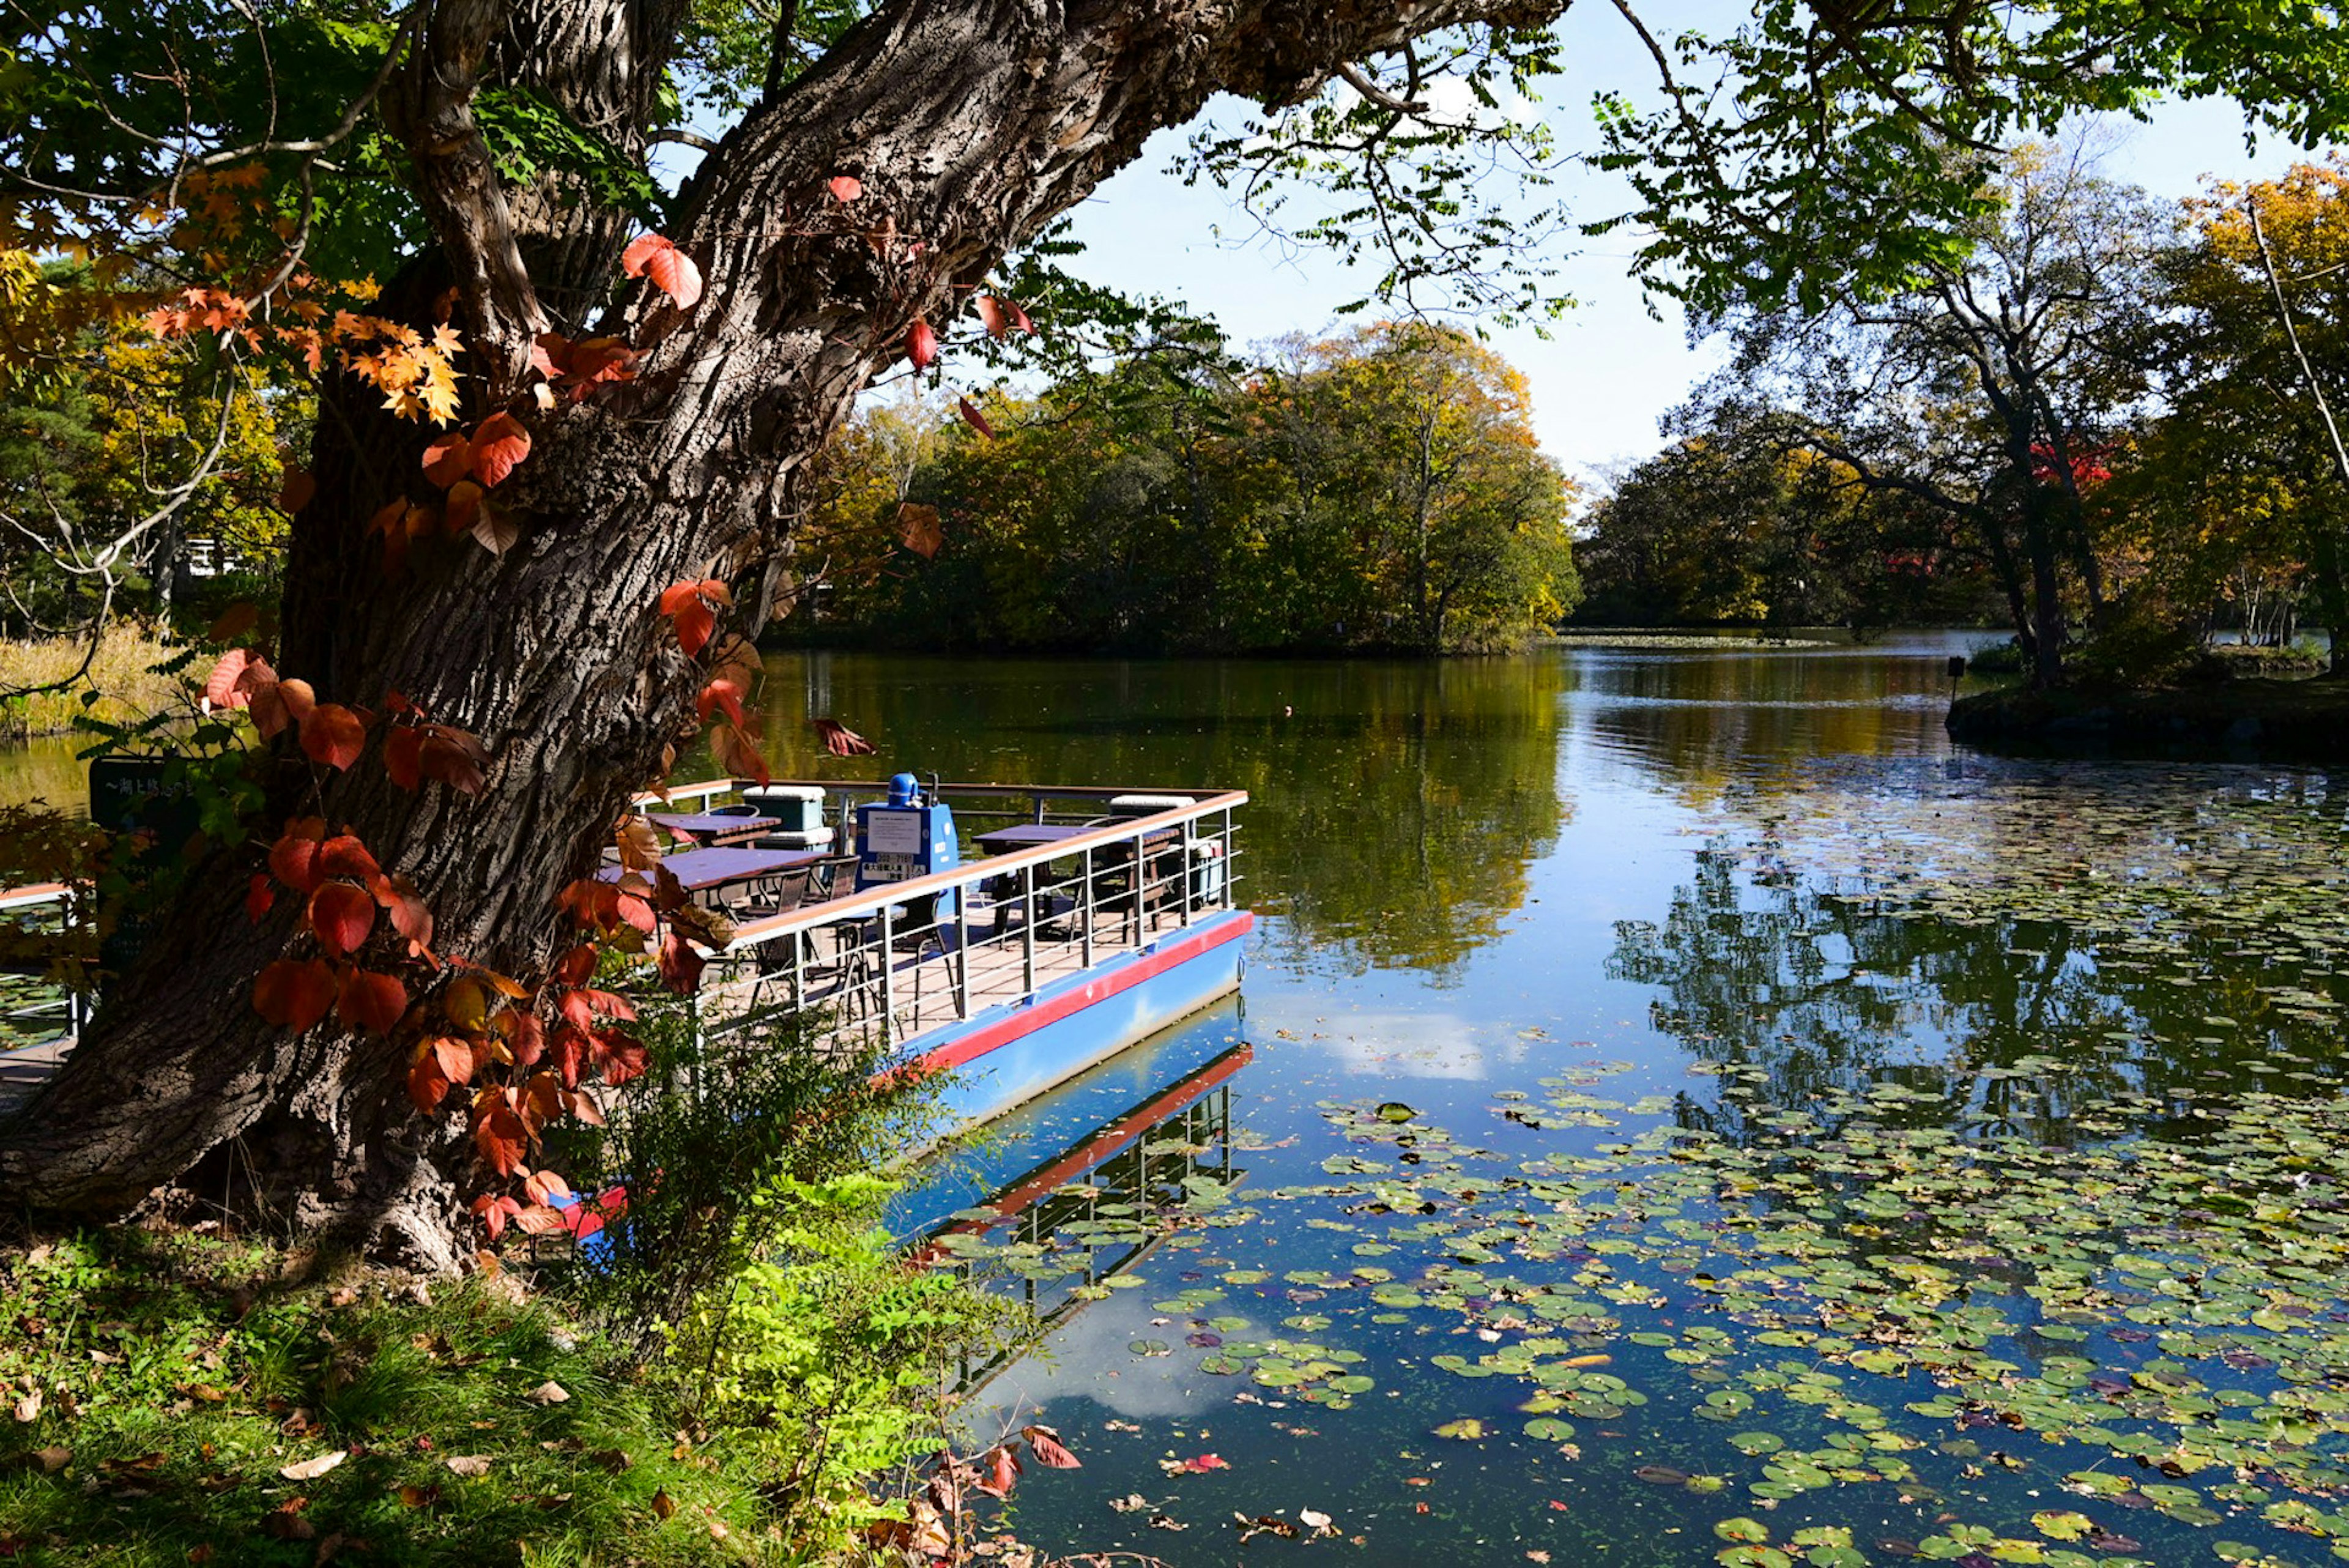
[0,1230,757,1566]
[0,625,188,740]
[1946,675,2349,761]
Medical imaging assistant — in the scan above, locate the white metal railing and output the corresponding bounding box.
[0,882,91,1047]
[649,785,1249,1060]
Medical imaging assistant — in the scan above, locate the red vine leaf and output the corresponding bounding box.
[419,726,489,795]
[593,1032,648,1087]
[337,968,407,1034]
[674,600,715,658]
[696,678,747,728]
[245,872,274,923]
[308,882,376,959]
[422,434,472,489]
[896,502,942,559]
[443,479,483,537]
[972,295,1008,338]
[812,718,876,757]
[620,234,703,309]
[204,648,264,710]
[906,319,940,371]
[384,727,423,790]
[431,1035,475,1086]
[300,704,368,770]
[657,930,705,995]
[826,174,863,203]
[471,501,520,557]
[708,723,771,787]
[253,958,337,1033]
[472,1090,529,1178]
[407,1057,452,1115]
[269,819,327,893]
[957,397,994,440]
[319,835,381,882]
[373,874,434,955]
[1009,299,1036,335]
[276,467,316,514]
[1022,1427,1081,1470]
[470,413,532,488]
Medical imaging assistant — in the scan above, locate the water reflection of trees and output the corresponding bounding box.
[753,653,1569,981]
[1563,647,1954,808]
[1610,843,2327,1145]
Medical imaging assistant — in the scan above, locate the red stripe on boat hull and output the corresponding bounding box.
[908,910,1253,1078]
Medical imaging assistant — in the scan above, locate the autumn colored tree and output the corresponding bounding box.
[812,324,1577,652]
[2,1,2347,1260]
[2120,160,2349,671]
[1698,141,2172,685]
[1576,417,1985,630]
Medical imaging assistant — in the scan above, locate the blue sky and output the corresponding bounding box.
[1050,2,2314,489]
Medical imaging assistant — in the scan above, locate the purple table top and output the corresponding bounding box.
[976,822,1175,853]
[598,846,818,892]
[645,811,780,837]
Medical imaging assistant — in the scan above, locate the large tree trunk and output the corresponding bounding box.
[0,0,1558,1258]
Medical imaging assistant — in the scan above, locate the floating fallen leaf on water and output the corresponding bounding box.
[1433,1418,1485,1440]
[1108,1493,1151,1513]
[1160,1452,1230,1474]
[278,1450,346,1481]
[1633,1464,1691,1485]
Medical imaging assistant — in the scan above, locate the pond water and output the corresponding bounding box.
[9,638,2349,1567]
[760,639,2348,1568]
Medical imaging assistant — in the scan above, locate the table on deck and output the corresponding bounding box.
[642,810,780,845]
[973,822,1181,931]
[598,846,819,912]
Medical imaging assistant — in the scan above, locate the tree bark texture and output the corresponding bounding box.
[0,0,1567,1257]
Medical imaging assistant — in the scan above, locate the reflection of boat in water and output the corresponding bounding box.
[892,1001,1252,1392]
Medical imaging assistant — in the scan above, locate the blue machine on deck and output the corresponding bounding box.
[855,772,959,919]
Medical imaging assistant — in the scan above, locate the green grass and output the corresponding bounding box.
[0,1230,760,1566]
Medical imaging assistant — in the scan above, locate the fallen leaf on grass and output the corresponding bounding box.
[279,1450,347,1482]
[524,1380,569,1405]
[443,1455,492,1477]
[31,1447,67,1473]
[651,1487,677,1520]
[10,1392,37,1424]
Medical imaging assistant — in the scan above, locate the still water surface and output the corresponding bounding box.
[11,637,2349,1566]
[768,638,2346,1568]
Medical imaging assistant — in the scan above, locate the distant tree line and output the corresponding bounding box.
[1573,147,2349,686]
[786,322,1581,656]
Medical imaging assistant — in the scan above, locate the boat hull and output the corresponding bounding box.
[901,908,1253,1130]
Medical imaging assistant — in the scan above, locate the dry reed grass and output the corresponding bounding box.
[0,622,190,739]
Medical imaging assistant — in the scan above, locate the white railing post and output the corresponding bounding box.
[1080,849,1094,968]
[879,903,896,1050]
[1021,861,1037,998]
